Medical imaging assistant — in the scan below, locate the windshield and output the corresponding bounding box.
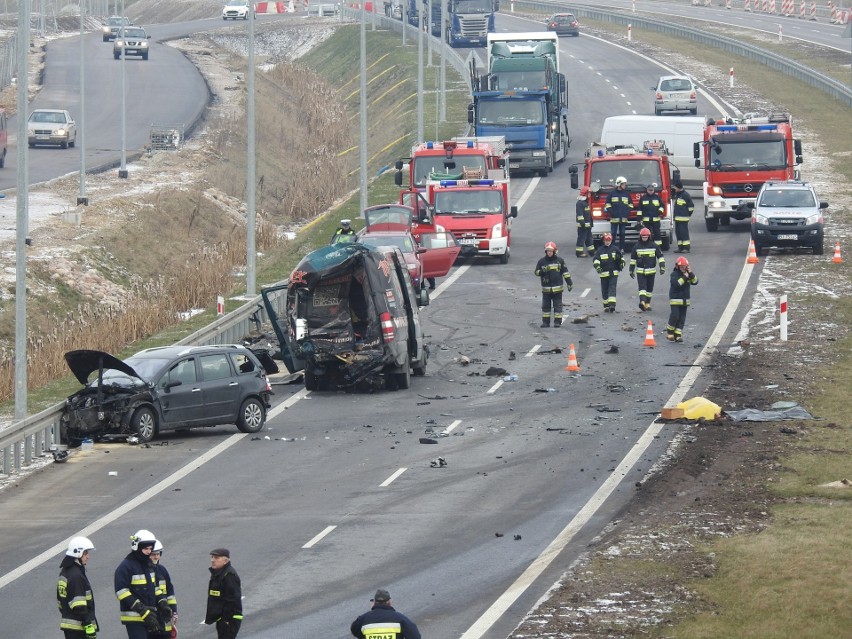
[708,138,787,171]
[29,111,67,124]
[589,159,663,189]
[453,0,493,12]
[359,234,415,253]
[757,188,816,208]
[475,99,545,126]
[490,70,547,92]
[108,17,129,26]
[434,190,503,214]
[120,28,146,38]
[411,156,488,186]
[107,356,172,383]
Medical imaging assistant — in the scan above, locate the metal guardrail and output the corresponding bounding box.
[0,284,290,475]
[510,0,852,106]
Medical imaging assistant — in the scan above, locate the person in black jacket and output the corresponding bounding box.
[673,182,695,253]
[534,241,573,328]
[150,540,178,639]
[115,529,162,639]
[206,548,243,639]
[592,233,625,313]
[638,183,665,248]
[351,589,421,639]
[605,177,632,251]
[58,536,99,639]
[629,227,666,311]
[667,256,699,342]
[575,186,593,257]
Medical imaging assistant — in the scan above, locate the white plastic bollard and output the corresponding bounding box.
[632,0,636,12]
[729,67,734,87]
[217,295,225,316]
[780,294,788,341]
[628,23,632,40]
[778,23,783,41]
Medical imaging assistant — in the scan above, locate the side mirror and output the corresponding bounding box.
[394,171,402,187]
[416,247,427,255]
[819,201,828,209]
[394,160,403,171]
[693,142,700,159]
[570,173,578,189]
[672,169,681,183]
[467,104,474,125]
[510,205,518,218]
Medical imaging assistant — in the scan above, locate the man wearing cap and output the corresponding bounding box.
[575,186,593,258]
[333,219,357,243]
[672,181,695,253]
[350,589,421,639]
[205,549,243,639]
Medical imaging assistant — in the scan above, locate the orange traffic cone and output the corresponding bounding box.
[643,320,657,347]
[832,242,842,264]
[747,239,759,264]
[565,343,580,372]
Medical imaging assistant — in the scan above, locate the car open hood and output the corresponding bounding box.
[64,350,143,386]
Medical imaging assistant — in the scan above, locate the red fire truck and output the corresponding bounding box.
[394,136,510,191]
[415,177,518,264]
[694,113,802,231]
[569,140,677,250]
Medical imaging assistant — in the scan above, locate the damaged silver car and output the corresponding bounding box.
[60,345,272,445]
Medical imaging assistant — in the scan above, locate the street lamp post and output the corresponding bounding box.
[78,0,88,205]
[118,0,128,178]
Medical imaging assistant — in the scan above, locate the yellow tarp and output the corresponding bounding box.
[676,397,722,420]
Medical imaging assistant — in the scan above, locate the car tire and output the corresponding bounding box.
[395,361,411,390]
[705,217,719,232]
[130,406,157,442]
[61,140,68,149]
[304,364,318,391]
[0,150,5,168]
[28,142,35,148]
[114,52,120,59]
[754,243,766,257]
[499,248,510,264]
[720,215,731,226]
[237,398,266,433]
[690,108,697,115]
[102,35,108,42]
[814,241,824,256]
[69,136,76,148]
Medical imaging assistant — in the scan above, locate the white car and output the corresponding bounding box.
[652,75,697,115]
[113,26,151,60]
[27,109,77,149]
[223,1,253,19]
[102,16,132,42]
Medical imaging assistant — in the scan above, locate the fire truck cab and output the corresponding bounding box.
[394,136,509,191]
[694,113,802,232]
[569,140,677,250]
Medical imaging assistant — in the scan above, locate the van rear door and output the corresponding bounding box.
[419,231,461,279]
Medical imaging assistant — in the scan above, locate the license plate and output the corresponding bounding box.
[458,238,477,246]
[37,135,49,139]
[509,163,520,169]
[777,234,798,240]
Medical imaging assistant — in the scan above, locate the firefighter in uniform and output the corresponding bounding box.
[638,183,665,247]
[673,182,694,253]
[534,241,573,328]
[351,589,421,639]
[605,176,631,251]
[332,219,356,243]
[667,256,699,342]
[592,232,625,313]
[150,540,177,639]
[629,227,666,311]
[115,529,162,639]
[58,536,99,639]
[206,548,243,639]
[575,186,593,257]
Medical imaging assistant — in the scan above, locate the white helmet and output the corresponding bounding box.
[153,539,164,553]
[66,536,95,558]
[615,176,627,186]
[130,529,157,551]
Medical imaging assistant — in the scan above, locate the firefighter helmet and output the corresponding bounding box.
[639,227,652,239]
[153,539,164,553]
[675,256,689,267]
[603,233,613,242]
[615,176,627,186]
[130,529,157,551]
[579,186,590,195]
[66,536,95,558]
[544,242,557,253]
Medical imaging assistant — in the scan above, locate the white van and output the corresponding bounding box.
[599,115,705,189]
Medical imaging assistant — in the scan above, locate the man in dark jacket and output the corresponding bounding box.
[58,536,99,639]
[150,540,178,639]
[638,183,665,247]
[604,176,632,251]
[115,529,162,639]
[351,589,421,639]
[575,186,593,257]
[629,227,666,311]
[534,241,573,328]
[673,182,695,253]
[206,548,243,639]
[667,256,699,342]
[592,232,625,313]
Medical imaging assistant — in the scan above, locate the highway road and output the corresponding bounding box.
[0,7,834,639]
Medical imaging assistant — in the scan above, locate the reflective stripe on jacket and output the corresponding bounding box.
[673,190,694,222]
[630,240,666,276]
[605,189,632,222]
[593,245,625,277]
[575,199,591,228]
[669,269,698,305]
[638,195,664,223]
[115,552,158,625]
[58,556,97,632]
[534,254,573,293]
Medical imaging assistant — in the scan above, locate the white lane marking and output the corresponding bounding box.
[460,254,757,639]
[0,432,247,591]
[487,379,504,395]
[580,287,590,298]
[267,387,310,420]
[515,177,538,211]
[430,263,471,300]
[443,419,463,435]
[525,345,541,358]
[302,525,337,549]
[380,468,408,487]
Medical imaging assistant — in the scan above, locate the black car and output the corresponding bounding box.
[60,345,272,444]
[546,13,580,36]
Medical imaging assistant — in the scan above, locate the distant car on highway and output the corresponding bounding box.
[102,15,132,42]
[653,75,697,115]
[113,26,151,60]
[545,13,580,37]
[27,109,76,149]
[223,0,254,19]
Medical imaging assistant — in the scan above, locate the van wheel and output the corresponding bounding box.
[237,398,266,433]
[130,406,157,442]
[498,249,510,264]
[720,215,731,226]
[304,365,318,391]
[813,241,824,256]
[705,217,719,232]
[396,362,411,390]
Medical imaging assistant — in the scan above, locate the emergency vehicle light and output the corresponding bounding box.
[755,125,777,131]
[439,179,495,187]
[466,140,474,148]
[716,125,738,131]
[426,142,434,149]
[597,149,604,157]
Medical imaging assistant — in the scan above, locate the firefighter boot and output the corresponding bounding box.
[540,319,550,328]
[666,330,675,342]
[554,318,562,327]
